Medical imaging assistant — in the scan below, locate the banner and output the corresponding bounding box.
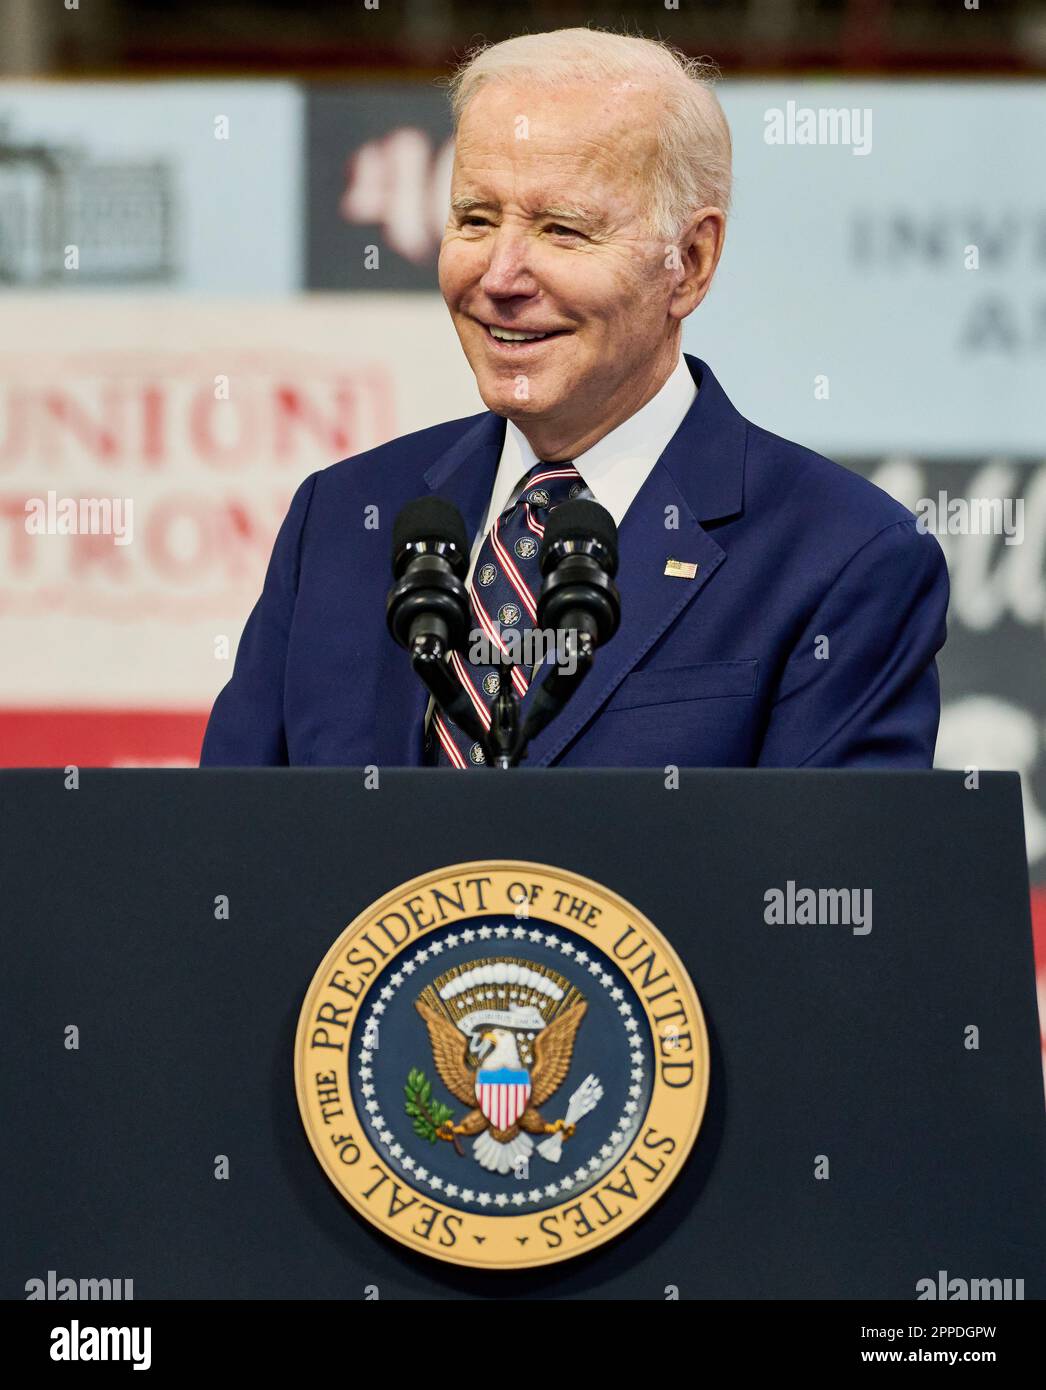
[0,295,479,764]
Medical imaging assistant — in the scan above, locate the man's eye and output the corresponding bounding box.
[547,224,584,239]
[461,216,490,228]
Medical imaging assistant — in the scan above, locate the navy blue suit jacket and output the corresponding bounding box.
[200,355,948,769]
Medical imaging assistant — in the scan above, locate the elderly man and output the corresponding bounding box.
[201,28,948,769]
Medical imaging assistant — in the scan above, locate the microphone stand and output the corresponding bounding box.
[417,621,598,770]
[408,619,490,752]
[491,625,597,768]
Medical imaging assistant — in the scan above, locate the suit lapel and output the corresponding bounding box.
[521,464,725,766]
[522,355,748,767]
[424,411,507,542]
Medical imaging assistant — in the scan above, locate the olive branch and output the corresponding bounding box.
[404,1067,459,1150]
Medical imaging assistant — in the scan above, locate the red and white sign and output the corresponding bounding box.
[0,296,481,766]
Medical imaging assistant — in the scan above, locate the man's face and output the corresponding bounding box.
[439,81,679,442]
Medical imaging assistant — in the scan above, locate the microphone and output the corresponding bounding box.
[386,495,623,767]
[386,498,489,749]
[536,498,621,645]
[387,497,471,653]
[521,500,621,746]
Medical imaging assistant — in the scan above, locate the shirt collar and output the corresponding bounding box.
[491,352,698,530]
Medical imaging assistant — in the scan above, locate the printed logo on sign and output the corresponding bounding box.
[294,861,709,1269]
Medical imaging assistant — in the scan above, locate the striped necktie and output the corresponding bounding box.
[431,459,592,767]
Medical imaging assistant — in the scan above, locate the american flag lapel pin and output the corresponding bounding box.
[664,558,699,579]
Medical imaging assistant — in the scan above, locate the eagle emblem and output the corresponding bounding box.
[296,862,710,1270]
[411,958,603,1175]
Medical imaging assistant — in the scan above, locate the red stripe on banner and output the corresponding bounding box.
[0,708,209,767]
[1030,885,1046,1099]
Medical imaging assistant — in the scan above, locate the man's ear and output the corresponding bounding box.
[668,208,727,320]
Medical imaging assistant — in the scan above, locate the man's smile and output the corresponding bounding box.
[477,319,574,353]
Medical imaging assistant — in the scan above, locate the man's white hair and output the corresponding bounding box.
[446,27,732,241]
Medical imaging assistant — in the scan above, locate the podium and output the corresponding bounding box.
[2,768,1043,1300]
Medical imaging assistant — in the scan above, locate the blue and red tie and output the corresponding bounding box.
[431,459,591,767]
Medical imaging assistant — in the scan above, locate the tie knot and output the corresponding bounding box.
[518,460,585,514]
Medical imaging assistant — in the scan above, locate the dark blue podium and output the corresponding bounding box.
[1,769,1042,1299]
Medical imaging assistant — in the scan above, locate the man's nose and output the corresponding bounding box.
[478,226,538,298]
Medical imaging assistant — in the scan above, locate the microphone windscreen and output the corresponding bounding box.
[544,498,619,570]
[392,497,469,562]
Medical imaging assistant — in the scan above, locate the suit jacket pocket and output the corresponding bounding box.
[604,659,759,713]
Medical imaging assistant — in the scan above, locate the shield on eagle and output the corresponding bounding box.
[475,1068,532,1130]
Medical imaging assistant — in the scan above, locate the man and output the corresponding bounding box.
[201,28,948,770]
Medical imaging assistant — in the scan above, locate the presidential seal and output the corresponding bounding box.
[294,861,708,1270]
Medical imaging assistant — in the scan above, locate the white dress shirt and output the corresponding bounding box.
[466,351,698,585]
[424,353,698,743]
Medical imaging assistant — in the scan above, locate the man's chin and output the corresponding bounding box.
[472,370,565,422]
